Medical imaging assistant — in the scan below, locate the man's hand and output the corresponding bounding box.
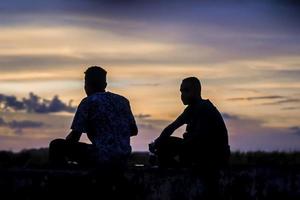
[150,115,185,154]
[183,132,188,139]
[149,141,157,154]
[149,137,162,153]
[130,123,138,137]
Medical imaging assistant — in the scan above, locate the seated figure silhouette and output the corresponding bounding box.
[149,77,230,168]
[49,66,138,168]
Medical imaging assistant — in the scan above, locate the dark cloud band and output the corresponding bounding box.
[0,93,75,114]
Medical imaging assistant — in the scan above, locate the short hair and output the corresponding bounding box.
[182,77,201,93]
[84,66,107,89]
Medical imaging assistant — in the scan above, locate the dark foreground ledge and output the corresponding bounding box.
[0,166,300,200]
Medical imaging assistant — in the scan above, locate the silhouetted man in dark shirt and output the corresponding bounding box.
[150,77,230,168]
[49,66,138,168]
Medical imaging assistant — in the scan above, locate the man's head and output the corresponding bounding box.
[180,77,201,105]
[84,66,107,96]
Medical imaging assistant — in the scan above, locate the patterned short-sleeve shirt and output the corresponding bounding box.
[71,91,137,162]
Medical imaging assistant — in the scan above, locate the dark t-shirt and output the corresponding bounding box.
[179,99,229,154]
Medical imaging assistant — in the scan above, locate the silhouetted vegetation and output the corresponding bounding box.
[1,149,300,169]
[1,149,300,200]
[0,148,49,168]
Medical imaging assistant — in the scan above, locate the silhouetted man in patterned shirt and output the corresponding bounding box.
[49,66,138,168]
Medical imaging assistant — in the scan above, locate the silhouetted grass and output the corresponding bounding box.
[229,151,300,167]
[0,149,300,169]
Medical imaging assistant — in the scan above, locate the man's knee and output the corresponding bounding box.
[49,139,69,164]
[49,138,66,149]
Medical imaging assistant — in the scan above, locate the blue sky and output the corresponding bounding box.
[0,0,299,151]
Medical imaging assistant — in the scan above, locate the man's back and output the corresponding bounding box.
[184,100,228,145]
[71,91,137,163]
[182,99,230,164]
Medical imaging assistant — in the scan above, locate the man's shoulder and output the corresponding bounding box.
[200,99,224,119]
[82,92,130,109]
[202,99,215,107]
[189,99,217,114]
[201,99,218,111]
[86,92,128,101]
[78,96,89,105]
[107,92,129,103]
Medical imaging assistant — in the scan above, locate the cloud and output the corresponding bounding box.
[135,113,152,119]
[222,113,239,120]
[0,92,75,113]
[0,94,25,110]
[0,0,299,66]
[0,117,5,126]
[0,45,219,70]
[281,106,300,110]
[130,83,160,87]
[222,114,300,151]
[0,54,84,69]
[8,120,44,129]
[228,95,285,101]
[266,69,300,77]
[0,116,44,135]
[289,127,300,136]
[262,98,300,105]
[227,94,300,107]
[1,1,299,25]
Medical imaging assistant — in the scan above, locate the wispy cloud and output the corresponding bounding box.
[222,113,239,120]
[0,117,44,135]
[135,113,152,119]
[262,98,300,105]
[227,95,300,107]
[228,95,285,101]
[290,127,300,136]
[222,113,300,151]
[281,106,300,110]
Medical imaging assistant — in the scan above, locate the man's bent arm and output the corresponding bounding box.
[130,123,138,137]
[155,115,185,145]
[66,130,82,142]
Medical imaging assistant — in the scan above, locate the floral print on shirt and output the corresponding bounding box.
[71,91,137,163]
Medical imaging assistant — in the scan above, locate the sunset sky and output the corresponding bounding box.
[0,0,299,152]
